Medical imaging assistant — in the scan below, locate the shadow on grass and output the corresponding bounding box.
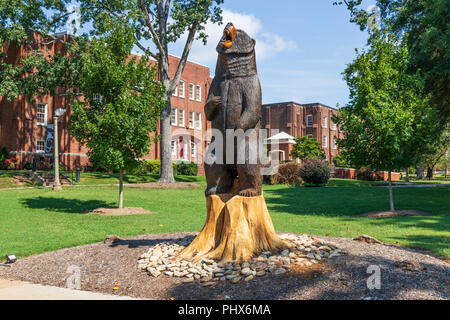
[21,197,115,214]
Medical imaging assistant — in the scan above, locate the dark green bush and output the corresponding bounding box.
[300,159,331,186]
[23,162,33,170]
[270,162,302,185]
[356,166,383,181]
[176,161,198,176]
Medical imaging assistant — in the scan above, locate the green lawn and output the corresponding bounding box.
[0,176,448,259]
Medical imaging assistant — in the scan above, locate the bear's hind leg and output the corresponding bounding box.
[205,162,235,196]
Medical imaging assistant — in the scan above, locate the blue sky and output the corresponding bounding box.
[65,1,375,108]
[168,0,375,108]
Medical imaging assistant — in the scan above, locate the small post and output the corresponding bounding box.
[76,167,81,183]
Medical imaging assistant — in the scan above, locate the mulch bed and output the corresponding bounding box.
[357,210,435,217]
[126,182,200,189]
[0,232,448,300]
[88,207,152,216]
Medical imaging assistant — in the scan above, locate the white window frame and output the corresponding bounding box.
[323,135,328,148]
[196,112,202,130]
[171,108,178,126]
[323,116,328,128]
[191,141,196,158]
[179,81,185,98]
[179,109,185,127]
[196,85,202,102]
[189,111,195,128]
[37,103,48,126]
[332,121,337,131]
[333,136,337,150]
[171,140,176,155]
[189,83,195,100]
[306,114,313,128]
[36,140,45,153]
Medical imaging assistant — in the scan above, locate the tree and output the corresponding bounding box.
[334,30,437,212]
[291,136,325,162]
[1,0,224,183]
[78,0,224,183]
[69,23,166,208]
[334,0,450,124]
[422,127,450,179]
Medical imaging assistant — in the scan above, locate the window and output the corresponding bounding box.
[179,109,185,126]
[196,85,202,102]
[323,135,328,148]
[323,116,328,128]
[171,108,178,126]
[332,121,337,131]
[196,112,202,129]
[306,114,313,127]
[333,136,337,149]
[36,140,45,153]
[179,81,185,98]
[171,140,176,155]
[189,83,195,100]
[307,134,313,139]
[191,142,196,158]
[189,111,195,128]
[37,103,47,126]
[172,85,178,97]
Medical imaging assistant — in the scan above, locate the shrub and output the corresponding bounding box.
[145,160,161,174]
[300,159,331,186]
[356,166,383,181]
[2,158,16,170]
[38,161,52,171]
[176,161,198,176]
[23,162,33,170]
[270,162,302,185]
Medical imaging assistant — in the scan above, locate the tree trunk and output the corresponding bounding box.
[180,194,290,263]
[426,166,433,180]
[158,60,175,184]
[417,163,424,180]
[388,170,395,212]
[405,168,410,182]
[119,169,124,209]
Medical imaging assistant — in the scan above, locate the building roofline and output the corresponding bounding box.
[262,101,339,111]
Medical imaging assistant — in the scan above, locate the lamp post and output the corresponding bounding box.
[53,108,66,190]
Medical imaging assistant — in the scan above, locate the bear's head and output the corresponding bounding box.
[217,23,255,55]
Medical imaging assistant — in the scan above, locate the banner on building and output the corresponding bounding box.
[45,124,54,158]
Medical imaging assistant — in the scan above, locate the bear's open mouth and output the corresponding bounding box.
[219,23,236,49]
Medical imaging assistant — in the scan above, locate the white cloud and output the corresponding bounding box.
[169,9,297,66]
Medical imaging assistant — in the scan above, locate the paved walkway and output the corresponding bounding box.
[0,279,139,300]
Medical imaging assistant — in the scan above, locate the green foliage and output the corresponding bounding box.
[332,152,352,168]
[270,162,302,186]
[175,161,198,176]
[335,0,450,123]
[69,22,166,175]
[0,145,9,163]
[23,162,33,170]
[291,136,325,161]
[334,30,438,173]
[299,159,331,187]
[422,127,450,171]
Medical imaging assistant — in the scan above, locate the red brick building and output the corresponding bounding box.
[0,32,212,174]
[261,101,343,163]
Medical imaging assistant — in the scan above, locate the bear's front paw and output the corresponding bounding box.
[239,188,260,197]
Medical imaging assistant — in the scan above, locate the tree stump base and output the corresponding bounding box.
[180,194,291,262]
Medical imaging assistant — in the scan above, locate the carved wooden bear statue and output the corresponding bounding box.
[204,22,262,197]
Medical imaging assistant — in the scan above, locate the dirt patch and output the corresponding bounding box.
[12,174,35,186]
[126,182,200,189]
[0,232,448,300]
[357,210,434,217]
[88,207,152,216]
